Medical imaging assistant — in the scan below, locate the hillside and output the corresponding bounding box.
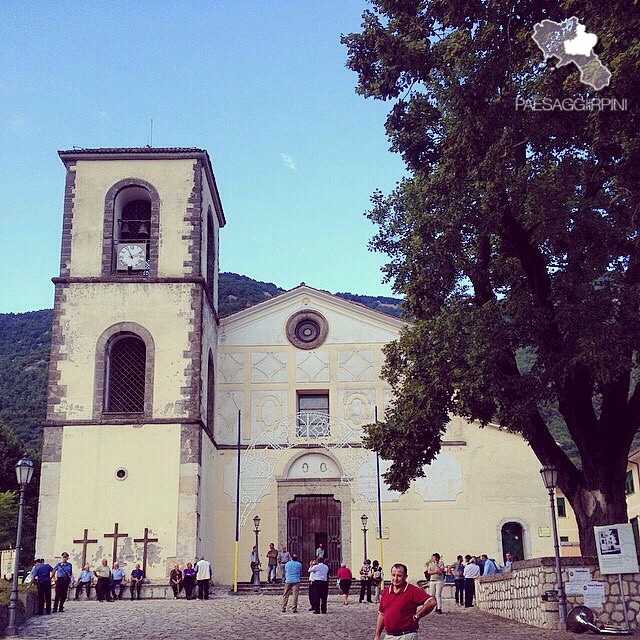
[0,273,404,450]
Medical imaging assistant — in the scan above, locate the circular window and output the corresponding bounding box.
[286,310,328,350]
[114,468,128,481]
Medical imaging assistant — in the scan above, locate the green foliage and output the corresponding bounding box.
[344,0,640,552]
[218,272,284,316]
[0,310,50,447]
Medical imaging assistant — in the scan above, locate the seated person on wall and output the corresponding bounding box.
[74,565,93,600]
[130,564,144,600]
[182,563,196,600]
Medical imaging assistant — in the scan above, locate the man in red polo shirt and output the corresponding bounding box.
[374,563,436,640]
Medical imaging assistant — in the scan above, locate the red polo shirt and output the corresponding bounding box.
[379,582,428,633]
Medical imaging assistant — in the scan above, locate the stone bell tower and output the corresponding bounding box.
[36,148,224,580]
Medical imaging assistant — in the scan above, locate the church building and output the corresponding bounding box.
[36,147,555,585]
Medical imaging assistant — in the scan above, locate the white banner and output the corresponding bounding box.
[593,524,639,575]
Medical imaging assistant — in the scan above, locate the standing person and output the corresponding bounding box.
[372,560,384,604]
[52,552,73,613]
[249,545,260,582]
[504,552,515,571]
[182,562,196,600]
[281,552,302,613]
[74,564,93,600]
[170,564,183,599]
[359,559,373,603]
[481,554,500,574]
[195,555,212,600]
[374,563,436,640]
[94,559,111,602]
[337,562,353,605]
[315,542,325,559]
[309,556,329,614]
[110,561,126,600]
[130,563,144,600]
[463,555,481,607]
[450,555,465,606]
[307,558,318,611]
[266,543,278,583]
[276,544,290,583]
[425,552,445,614]
[33,558,54,615]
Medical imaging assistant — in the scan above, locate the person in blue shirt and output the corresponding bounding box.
[110,562,126,600]
[130,564,144,600]
[481,554,500,575]
[33,558,54,615]
[52,552,74,613]
[281,553,302,613]
[74,565,93,600]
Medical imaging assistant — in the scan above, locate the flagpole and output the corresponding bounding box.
[233,409,241,592]
[375,405,383,566]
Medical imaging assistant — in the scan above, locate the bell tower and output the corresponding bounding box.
[37,148,225,580]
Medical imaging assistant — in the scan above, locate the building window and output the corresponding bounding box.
[559,536,569,543]
[631,517,639,551]
[297,393,329,436]
[206,351,215,432]
[104,334,146,413]
[206,207,215,300]
[556,496,567,518]
[625,470,635,495]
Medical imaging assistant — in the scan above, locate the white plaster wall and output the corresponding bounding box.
[53,423,180,580]
[53,283,195,419]
[68,159,198,278]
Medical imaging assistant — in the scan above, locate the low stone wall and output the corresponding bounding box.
[0,591,37,637]
[475,556,640,630]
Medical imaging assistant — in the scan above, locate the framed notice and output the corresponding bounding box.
[583,581,606,609]
[594,524,639,575]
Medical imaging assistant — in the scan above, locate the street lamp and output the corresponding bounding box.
[361,514,369,562]
[252,515,261,586]
[540,465,567,630]
[6,455,34,637]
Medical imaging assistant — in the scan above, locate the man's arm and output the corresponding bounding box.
[414,595,437,622]
[373,611,385,640]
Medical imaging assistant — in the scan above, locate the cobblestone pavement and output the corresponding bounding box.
[16,593,597,639]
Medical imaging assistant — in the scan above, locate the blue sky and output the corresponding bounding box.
[0,1,406,313]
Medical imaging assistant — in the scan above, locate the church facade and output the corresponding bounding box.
[37,147,555,585]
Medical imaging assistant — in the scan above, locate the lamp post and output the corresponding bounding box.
[252,515,261,586]
[540,465,567,630]
[6,455,34,637]
[361,514,369,562]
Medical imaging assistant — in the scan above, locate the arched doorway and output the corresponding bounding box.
[501,521,525,561]
[287,495,341,576]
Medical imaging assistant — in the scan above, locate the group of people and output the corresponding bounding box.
[426,551,515,611]
[26,553,216,614]
[169,557,213,600]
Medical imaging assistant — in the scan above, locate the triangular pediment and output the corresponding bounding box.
[219,285,406,347]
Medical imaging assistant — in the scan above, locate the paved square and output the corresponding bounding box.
[16,592,583,639]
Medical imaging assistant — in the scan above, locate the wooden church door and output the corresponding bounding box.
[287,495,341,576]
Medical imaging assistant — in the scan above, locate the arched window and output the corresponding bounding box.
[104,333,146,413]
[206,351,215,431]
[102,179,160,277]
[206,207,215,300]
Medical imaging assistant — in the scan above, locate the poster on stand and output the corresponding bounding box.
[593,524,639,575]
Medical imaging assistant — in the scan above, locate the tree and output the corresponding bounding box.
[343,0,640,555]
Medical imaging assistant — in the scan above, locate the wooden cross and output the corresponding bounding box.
[134,527,158,577]
[73,528,98,568]
[104,522,129,564]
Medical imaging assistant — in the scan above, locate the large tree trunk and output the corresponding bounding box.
[559,462,629,557]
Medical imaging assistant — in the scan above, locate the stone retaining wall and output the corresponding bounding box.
[475,556,640,630]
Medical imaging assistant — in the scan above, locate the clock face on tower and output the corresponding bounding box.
[116,243,146,271]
